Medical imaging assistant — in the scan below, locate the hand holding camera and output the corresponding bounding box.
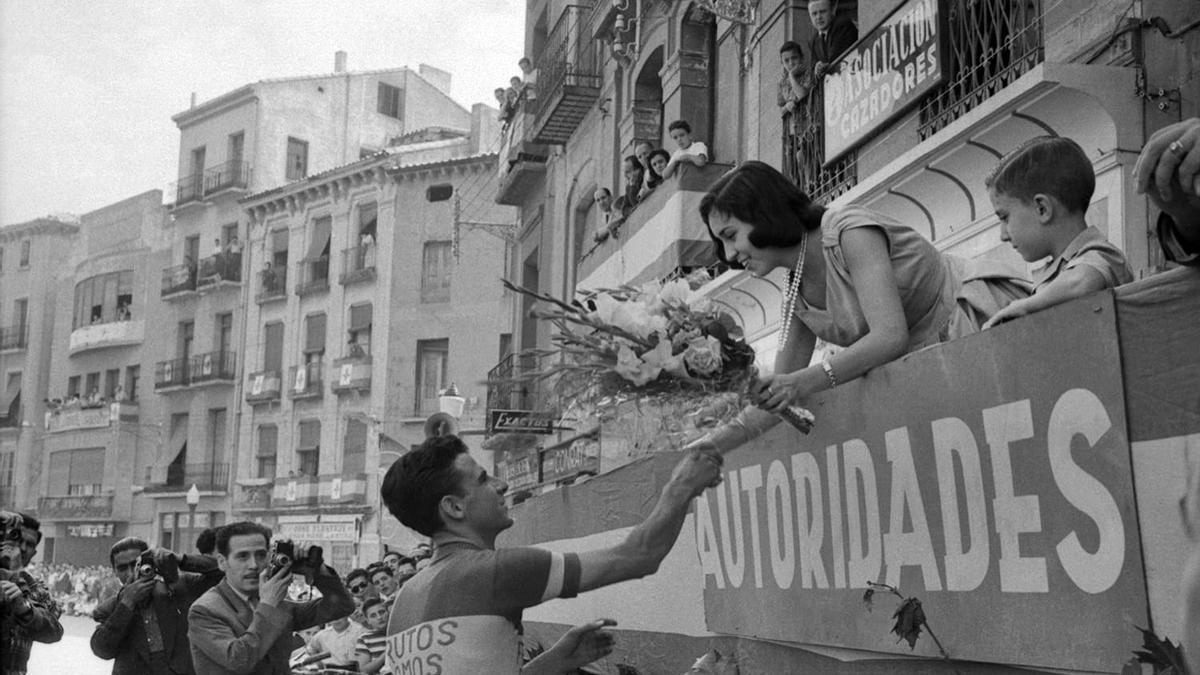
[0,579,31,616]
[118,576,156,610]
[267,539,324,580]
[258,562,292,608]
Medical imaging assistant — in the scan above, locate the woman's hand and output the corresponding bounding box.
[752,368,821,414]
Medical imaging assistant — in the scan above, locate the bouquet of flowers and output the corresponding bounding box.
[500,276,814,436]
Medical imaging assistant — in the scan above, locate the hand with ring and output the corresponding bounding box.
[1134,118,1200,229]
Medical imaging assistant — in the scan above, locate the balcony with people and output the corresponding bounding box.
[256,264,287,303]
[196,239,243,291]
[339,243,376,285]
[45,397,138,433]
[69,270,143,354]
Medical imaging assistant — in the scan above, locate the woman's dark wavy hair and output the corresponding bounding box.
[381,434,470,537]
[699,160,824,267]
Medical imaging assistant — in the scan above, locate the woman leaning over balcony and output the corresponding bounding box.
[688,161,1030,453]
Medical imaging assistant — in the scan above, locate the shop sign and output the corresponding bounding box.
[824,0,945,161]
[497,451,540,492]
[67,523,114,538]
[489,409,556,434]
[542,436,600,484]
[276,520,358,541]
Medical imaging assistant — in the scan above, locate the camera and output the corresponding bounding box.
[267,539,323,577]
[136,549,159,580]
[0,511,25,571]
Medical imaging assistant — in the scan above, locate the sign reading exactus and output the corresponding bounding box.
[823,0,944,162]
[696,295,1146,671]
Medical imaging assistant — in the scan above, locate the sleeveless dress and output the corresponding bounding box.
[794,204,1030,352]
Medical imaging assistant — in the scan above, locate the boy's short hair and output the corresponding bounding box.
[780,41,803,57]
[363,597,385,615]
[196,528,217,555]
[381,435,470,537]
[346,568,370,585]
[985,136,1095,214]
[109,537,149,566]
[668,119,692,134]
[648,149,670,164]
[368,563,392,580]
[518,57,531,66]
[216,522,272,556]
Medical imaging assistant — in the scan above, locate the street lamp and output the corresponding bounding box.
[186,484,200,555]
[424,383,465,438]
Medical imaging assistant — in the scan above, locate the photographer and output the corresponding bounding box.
[187,522,354,675]
[90,537,223,674]
[0,511,63,675]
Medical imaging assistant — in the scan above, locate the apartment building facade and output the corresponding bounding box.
[146,53,476,553]
[236,103,511,567]
[0,217,79,515]
[489,0,1200,671]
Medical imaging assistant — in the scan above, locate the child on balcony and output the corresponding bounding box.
[662,119,709,179]
[981,136,1132,328]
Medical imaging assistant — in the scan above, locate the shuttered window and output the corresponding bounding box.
[256,425,278,479]
[349,304,372,332]
[264,322,284,373]
[304,314,326,354]
[343,418,367,475]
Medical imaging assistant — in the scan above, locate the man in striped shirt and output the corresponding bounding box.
[354,598,390,674]
[381,434,723,674]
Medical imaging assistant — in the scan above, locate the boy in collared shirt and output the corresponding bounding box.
[661,119,709,179]
[982,136,1132,328]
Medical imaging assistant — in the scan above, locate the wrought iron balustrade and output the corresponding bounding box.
[295,257,331,296]
[340,245,376,285]
[204,160,251,193]
[154,358,190,389]
[782,87,858,204]
[161,263,198,297]
[170,173,204,207]
[918,0,1044,139]
[145,462,230,492]
[197,251,242,286]
[529,4,603,144]
[189,351,236,384]
[257,267,287,301]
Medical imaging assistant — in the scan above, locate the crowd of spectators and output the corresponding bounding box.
[498,56,538,128]
[28,562,121,617]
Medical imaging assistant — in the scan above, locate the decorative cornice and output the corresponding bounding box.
[0,218,80,243]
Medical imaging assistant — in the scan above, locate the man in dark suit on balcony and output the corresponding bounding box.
[809,0,858,80]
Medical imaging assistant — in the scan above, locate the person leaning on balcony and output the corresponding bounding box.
[90,537,223,675]
[686,161,1031,455]
[608,156,645,236]
[1135,116,1200,266]
[662,120,708,180]
[809,0,858,80]
[380,434,723,674]
[777,40,811,129]
[187,522,355,675]
[519,57,538,103]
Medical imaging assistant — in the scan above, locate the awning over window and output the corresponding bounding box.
[0,379,19,424]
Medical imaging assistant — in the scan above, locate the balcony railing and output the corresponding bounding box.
[497,109,550,206]
[256,267,287,302]
[339,245,376,285]
[486,352,550,417]
[0,325,27,351]
[783,89,858,205]
[197,251,242,288]
[246,370,282,404]
[295,257,330,296]
[288,361,324,399]
[169,173,205,207]
[38,495,114,519]
[918,0,1044,140]
[235,482,272,510]
[154,357,190,390]
[144,462,230,493]
[189,351,236,385]
[161,263,198,298]
[331,354,372,394]
[69,319,145,355]
[203,160,251,194]
[530,5,603,144]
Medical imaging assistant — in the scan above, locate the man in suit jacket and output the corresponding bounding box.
[187,522,354,675]
[90,538,224,674]
[809,0,859,79]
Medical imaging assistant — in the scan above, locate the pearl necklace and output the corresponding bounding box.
[777,231,808,350]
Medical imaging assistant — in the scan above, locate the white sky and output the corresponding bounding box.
[0,0,526,224]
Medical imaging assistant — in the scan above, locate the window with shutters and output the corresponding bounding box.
[377,82,403,120]
[304,313,326,364]
[297,420,320,476]
[286,137,308,180]
[347,304,372,356]
[257,425,278,479]
[343,418,367,475]
[49,448,105,496]
[415,338,449,414]
[263,322,284,374]
[420,241,452,303]
[19,240,30,268]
